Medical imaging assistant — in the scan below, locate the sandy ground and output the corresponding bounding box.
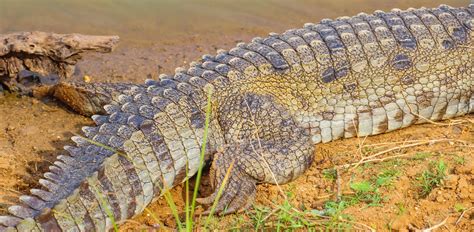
[0,0,472,231]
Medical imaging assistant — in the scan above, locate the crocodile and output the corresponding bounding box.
[1,4,473,231]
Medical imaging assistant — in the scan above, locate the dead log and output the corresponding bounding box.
[0,31,119,94]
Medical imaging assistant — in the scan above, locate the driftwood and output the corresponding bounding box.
[0,31,119,94]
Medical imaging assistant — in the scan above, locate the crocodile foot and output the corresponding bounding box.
[196,150,257,215]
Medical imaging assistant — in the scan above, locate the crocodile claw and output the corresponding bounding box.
[196,153,257,215]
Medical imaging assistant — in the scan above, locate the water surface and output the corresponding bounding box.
[0,0,467,45]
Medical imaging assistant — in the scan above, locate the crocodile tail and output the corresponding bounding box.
[0,119,121,231]
[0,84,155,231]
[0,79,209,231]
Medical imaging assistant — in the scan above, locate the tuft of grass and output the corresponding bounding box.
[395,202,406,216]
[348,181,383,207]
[454,203,466,213]
[345,168,399,207]
[322,168,337,180]
[238,191,355,231]
[229,214,246,231]
[324,200,352,230]
[238,195,305,230]
[279,205,306,230]
[453,155,465,165]
[374,169,400,188]
[411,152,433,160]
[416,159,448,198]
[267,194,319,230]
[247,205,271,230]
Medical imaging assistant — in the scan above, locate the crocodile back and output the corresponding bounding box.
[211,4,473,143]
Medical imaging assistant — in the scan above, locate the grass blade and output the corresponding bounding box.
[204,159,235,228]
[190,89,213,221]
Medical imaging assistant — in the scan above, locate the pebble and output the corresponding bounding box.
[83,75,92,83]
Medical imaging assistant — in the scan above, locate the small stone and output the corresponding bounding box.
[83,75,92,83]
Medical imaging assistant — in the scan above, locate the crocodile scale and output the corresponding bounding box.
[1,4,473,231]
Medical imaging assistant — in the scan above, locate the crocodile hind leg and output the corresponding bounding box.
[197,93,314,214]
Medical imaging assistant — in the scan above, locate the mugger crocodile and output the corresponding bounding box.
[1,4,473,231]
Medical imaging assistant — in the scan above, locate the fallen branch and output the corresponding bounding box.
[337,138,471,170]
[0,31,119,93]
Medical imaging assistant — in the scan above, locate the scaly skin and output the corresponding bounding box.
[1,4,473,231]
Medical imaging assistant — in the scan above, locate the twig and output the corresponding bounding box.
[338,139,470,170]
[304,211,376,232]
[420,216,449,232]
[261,207,281,222]
[455,207,474,225]
[335,168,342,202]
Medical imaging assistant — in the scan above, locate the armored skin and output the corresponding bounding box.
[1,4,473,231]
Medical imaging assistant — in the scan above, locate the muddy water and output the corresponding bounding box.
[0,0,468,45]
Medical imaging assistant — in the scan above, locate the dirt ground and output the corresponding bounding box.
[0,0,473,231]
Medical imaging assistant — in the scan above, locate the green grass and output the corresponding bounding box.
[411,152,433,160]
[241,192,353,231]
[348,181,383,206]
[454,203,466,213]
[416,159,448,198]
[345,168,400,207]
[374,169,400,188]
[259,166,401,231]
[247,205,271,230]
[453,155,465,165]
[323,200,353,230]
[395,202,406,216]
[322,168,337,180]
